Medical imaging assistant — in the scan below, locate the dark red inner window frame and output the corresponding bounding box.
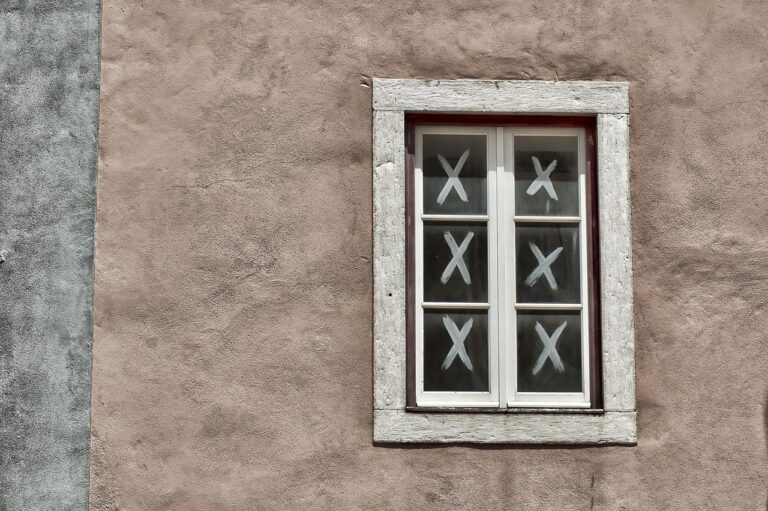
[404,114,603,411]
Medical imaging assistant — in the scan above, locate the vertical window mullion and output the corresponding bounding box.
[495,127,506,407]
[503,129,518,406]
[487,127,499,407]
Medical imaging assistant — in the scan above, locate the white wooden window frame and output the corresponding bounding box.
[373,79,635,444]
[415,125,500,408]
[415,126,591,409]
[503,126,591,407]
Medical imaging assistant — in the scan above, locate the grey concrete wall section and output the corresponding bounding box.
[0,1,100,510]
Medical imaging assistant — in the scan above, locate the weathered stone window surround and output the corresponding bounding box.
[372,79,635,444]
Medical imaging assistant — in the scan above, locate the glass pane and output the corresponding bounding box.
[422,134,487,215]
[517,311,582,393]
[515,223,580,304]
[424,223,487,303]
[424,310,489,392]
[515,136,579,216]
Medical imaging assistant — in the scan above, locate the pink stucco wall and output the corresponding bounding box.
[91,1,768,509]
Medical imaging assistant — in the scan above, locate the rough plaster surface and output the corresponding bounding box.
[93,1,768,510]
[0,1,100,510]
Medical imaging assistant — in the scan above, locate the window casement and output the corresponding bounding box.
[410,119,599,410]
[373,79,636,444]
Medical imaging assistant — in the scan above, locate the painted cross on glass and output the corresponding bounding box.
[441,316,474,371]
[532,320,567,375]
[526,156,558,200]
[436,150,470,204]
[441,231,473,285]
[525,242,563,291]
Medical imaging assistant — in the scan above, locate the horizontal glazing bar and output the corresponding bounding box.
[515,303,582,310]
[513,215,580,223]
[422,214,489,222]
[422,302,491,309]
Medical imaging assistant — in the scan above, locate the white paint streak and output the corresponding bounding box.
[532,321,567,375]
[441,316,474,371]
[436,150,470,204]
[527,156,558,200]
[525,242,563,290]
[441,231,474,285]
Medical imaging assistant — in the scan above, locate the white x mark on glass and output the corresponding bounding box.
[436,150,470,204]
[526,156,558,200]
[441,316,473,371]
[532,321,567,375]
[441,231,473,285]
[525,242,563,290]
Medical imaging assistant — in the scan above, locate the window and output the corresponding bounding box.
[410,119,599,410]
[373,79,635,444]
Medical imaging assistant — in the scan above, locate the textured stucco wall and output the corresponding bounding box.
[92,1,768,510]
[0,1,100,510]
